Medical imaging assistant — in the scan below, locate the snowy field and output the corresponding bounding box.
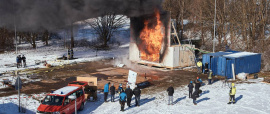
[1,78,269,114]
[0,39,129,89]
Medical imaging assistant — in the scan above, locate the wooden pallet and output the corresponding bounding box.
[137,61,175,70]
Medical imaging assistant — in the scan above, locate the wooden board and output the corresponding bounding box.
[77,75,98,86]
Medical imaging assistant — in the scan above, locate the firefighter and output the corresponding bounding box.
[208,69,213,84]
[228,83,236,104]
[197,61,202,73]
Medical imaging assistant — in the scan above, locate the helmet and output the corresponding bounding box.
[190,81,192,83]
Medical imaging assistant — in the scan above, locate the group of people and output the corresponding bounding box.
[167,76,236,105]
[103,75,237,111]
[16,55,26,68]
[104,82,141,111]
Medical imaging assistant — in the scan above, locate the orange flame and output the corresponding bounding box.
[139,10,164,62]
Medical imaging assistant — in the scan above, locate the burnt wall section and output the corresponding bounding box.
[130,11,170,63]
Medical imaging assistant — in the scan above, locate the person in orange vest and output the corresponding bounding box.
[228,83,236,104]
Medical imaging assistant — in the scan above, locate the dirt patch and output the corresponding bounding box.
[263,77,270,83]
[0,59,202,97]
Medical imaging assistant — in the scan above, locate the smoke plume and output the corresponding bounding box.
[0,0,163,31]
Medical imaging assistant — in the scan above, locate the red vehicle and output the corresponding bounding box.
[36,81,87,114]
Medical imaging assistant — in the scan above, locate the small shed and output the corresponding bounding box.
[202,51,261,79]
[221,52,261,79]
[202,51,234,75]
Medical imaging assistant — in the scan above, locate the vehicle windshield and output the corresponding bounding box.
[42,95,64,106]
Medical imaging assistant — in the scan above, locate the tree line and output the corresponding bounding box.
[163,0,270,71]
[163,0,270,51]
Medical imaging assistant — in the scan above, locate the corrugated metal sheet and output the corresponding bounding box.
[202,52,233,74]
[202,51,261,79]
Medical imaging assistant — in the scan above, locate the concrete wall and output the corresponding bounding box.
[161,46,174,67]
[129,42,140,61]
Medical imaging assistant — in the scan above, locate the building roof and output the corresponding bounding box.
[223,52,259,58]
[205,52,233,56]
[52,86,79,95]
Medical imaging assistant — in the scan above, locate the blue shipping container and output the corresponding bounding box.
[202,52,234,75]
[221,52,261,79]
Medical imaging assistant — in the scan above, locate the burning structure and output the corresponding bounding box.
[129,10,195,69]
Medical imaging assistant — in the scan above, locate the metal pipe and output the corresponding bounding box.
[213,0,216,53]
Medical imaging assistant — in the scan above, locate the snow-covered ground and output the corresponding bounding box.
[0,42,129,88]
[1,78,269,114]
[0,33,129,89]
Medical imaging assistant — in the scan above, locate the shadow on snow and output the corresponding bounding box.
[0,102,35,114]
[197,97,210,104]
[236,95,243,103]
[173,96,186,104]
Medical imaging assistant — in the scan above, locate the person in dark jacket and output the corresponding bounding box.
[204,62,209,74]
[125,86,133,107]
[167,85,174,105]
[188,81,194,98]
[16,55,22,68]
[195,79,201,91]
[133,85,141,107]
[70,48,74,59]
[110,83,116,102]
[119,90,127,111]
[104,82,110,102]
[22,55,26,67]
[192,90,200,105]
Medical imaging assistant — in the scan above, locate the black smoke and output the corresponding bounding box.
[0,0,163,31]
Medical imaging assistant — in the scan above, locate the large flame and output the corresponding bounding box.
[139,10,165,62]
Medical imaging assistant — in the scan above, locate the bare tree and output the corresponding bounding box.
[24,32,38,49]
[42,30,49,46]
[0,27,14,51]
[85,13,127,48]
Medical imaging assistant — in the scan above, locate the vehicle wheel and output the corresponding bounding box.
[79,102,84,111]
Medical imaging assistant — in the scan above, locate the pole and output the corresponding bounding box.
[15,25,17,54]
[17,75,20,112]
[13,0,17,54]
[232,63,235,80]
[213,0,216,53]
